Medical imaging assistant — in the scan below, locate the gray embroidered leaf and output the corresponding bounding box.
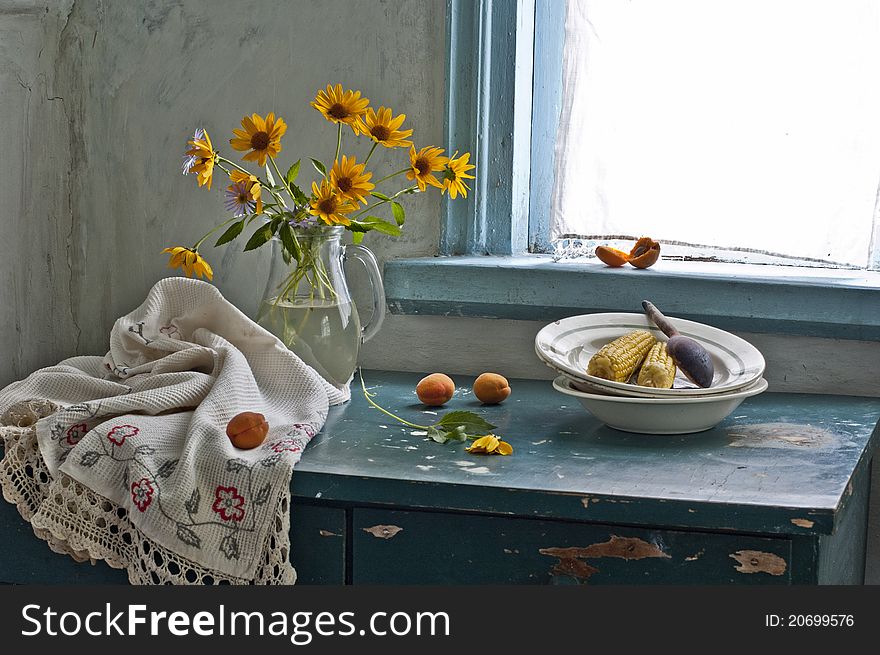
[80,451,101,467]
[219,534,240,560]
[260,453,282,468]
[253,483,271,505]
[184,488,200,515]
[134,444,156,455]
[226,458,248,472]
[58,448,71,463]
[156,459,179,478]
[176,523,201,549]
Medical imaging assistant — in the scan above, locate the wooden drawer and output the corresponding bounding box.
[352,509,793,584]
[289,503,346,584]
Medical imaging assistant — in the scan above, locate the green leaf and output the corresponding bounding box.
[290,183,309,206]
[370,191,391,201]
[214,219,245,247]
[426,426,448,444]
[391,201,405,226]
[358,216,401,237]
[435,411,496,436]
[310,158,327,177]
[243,222,274,251]
[352,231,365,244]
[279,221,300,262]
[285,160,301,185]
[265,163,276,186]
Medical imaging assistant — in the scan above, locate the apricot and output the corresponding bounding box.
[595,245,630,267]
[628,237,661,269]
[416,373,455,406]
[473,372,511,404]
[226,411,269,449]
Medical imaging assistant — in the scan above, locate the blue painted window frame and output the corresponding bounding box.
[389,0,880,338]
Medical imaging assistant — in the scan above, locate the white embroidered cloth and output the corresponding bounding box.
[0,277,348,583]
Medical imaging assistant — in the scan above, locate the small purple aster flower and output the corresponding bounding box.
[291,211,320,229]
[225,181,256,217]
[181,128,206,175]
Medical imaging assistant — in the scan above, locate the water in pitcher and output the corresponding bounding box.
[258,297,361,386]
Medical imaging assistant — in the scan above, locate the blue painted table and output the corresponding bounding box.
[2,371,878,584]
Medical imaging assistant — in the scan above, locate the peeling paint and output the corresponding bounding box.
[318,529,341,537]
[580,497,591,508]
[790,518,815,529]
[539,535,671,582]
[726,423,835,449]
[729,550,787,576]
[685,549,704,562]
[363,524,403,540]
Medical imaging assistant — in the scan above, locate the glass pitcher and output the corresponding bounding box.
[256,226,385,388]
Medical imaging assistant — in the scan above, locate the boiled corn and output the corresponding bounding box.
[636,341,676,389]
[587,330,656,382]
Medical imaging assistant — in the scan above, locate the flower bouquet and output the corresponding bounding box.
[163,84,475,386]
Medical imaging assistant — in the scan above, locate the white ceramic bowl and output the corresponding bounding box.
[552,375,769,435]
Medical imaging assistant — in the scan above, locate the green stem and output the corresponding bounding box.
[193,214,241,249]
[373,168,410,185]
[269,157,292,207]
[353,185,418,219]
[358,370,429,430]
[363,141,379,166]
[334,123,342,164]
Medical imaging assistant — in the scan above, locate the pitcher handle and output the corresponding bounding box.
[343,244,386,344]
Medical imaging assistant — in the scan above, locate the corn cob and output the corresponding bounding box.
[587,330,656,382]
[636,341,677,388]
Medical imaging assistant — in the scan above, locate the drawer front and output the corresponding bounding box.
[352,509,793,585]
[0,496,128,584]
[289,503,346,584]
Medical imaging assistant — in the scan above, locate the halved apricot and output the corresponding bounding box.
[628,237,661,269]
[595,245,630,267]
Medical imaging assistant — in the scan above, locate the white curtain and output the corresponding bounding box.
[550,0,880,267]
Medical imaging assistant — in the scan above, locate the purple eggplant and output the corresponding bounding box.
[641,301,715,388]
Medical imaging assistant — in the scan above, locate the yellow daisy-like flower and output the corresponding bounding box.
[362,106,413,148]
[309,179,359,226]
[185,130,218,190]
[330,155,375,205]
[311,84,370,134]
[229,112,287,167]
[161,246,213,281]
[465,434,513,456]
[440,151,476,199]
[229,170,263,213]
[406,145,447,191]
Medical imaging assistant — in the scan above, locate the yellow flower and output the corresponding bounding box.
[229,170,263,213]
[229,112,287,167]
[309,179,359,226]
[440,151,476,199]
[161,246,213,281]
[362,106,413,148]
[465,434,513,456]
[406,145,447,191]
[330,155,375,205]
[185,130,218,190]
[311,84,370,134]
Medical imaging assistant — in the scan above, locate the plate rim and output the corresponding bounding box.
[552,375,769,404]
[535,312,765,396]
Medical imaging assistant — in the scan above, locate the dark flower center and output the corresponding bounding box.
[414,158,430,176]
[318,197,338,214]
[250,131,270,150]
[336,176,353,193]
[238,193,248,203]
[328,103,349,120]
[371,125,391,142]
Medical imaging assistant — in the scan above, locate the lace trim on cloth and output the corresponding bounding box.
[0,401,295,585]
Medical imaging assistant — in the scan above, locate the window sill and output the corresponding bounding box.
[383,255,880,341]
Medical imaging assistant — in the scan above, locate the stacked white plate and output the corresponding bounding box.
[535,313,768,434]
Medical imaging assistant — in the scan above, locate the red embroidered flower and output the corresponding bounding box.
[212,486,245,522]
[271,438,303,454]
[65,423,88,445]
[107,424,139,446]
[291,423,316,438]
[131,478,154,512]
